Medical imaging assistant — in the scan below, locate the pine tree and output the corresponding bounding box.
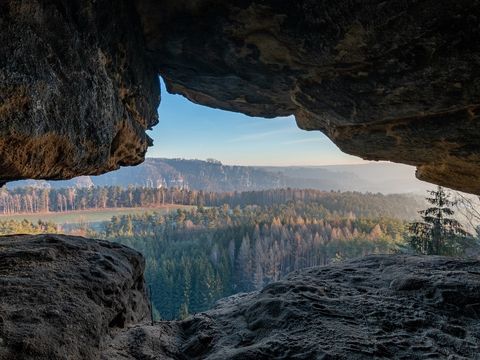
[236,234,252,291]
[408,186,471,256]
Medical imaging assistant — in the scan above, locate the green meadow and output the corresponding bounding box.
[0,205,191,226]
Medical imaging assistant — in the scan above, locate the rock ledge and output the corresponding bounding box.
[104,255,480,359]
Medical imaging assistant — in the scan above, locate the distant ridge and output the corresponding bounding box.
[9,158,432,194]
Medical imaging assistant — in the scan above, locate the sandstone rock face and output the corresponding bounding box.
[136,0,480,194]
[0,234,149,360]
[2,1,480,193]
[1,238,479,359]
[103,255,480,359]
[0,0,159,182]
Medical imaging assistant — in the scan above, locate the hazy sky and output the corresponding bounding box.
[147,79,367,166]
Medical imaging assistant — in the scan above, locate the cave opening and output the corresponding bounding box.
[2,1,480,358]
[149,77,365,167]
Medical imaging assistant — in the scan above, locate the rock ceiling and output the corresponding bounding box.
[1,0,479,193]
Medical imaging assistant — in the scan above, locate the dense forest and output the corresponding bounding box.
[101,202,406,320]
[0,188,430,320]
[0,186,477,321]
[0,186,422,220]
[0,192,410,320]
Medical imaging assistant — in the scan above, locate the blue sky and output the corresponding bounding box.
[147,79,367,166]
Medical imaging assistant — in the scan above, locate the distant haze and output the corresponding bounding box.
[10,158,432,194]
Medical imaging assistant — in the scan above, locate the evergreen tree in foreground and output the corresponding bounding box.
[409,186,472,256]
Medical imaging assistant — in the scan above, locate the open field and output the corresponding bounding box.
[0,205,192,225]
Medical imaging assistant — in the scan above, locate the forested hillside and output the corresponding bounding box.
[0,188,420,320]
[10,158,286,191]
[103,203,407,319]
[0,187,422,220]
[8,158,431,193]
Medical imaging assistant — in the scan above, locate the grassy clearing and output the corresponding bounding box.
[0,205,192,225]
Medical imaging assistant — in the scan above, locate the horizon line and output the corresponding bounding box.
[143,157,400,168]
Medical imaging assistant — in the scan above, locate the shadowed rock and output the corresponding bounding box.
[102,255,480,359]
[0,0,159,181]
[0,234,149,360]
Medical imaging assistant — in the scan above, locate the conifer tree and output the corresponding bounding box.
[409,186,471,256]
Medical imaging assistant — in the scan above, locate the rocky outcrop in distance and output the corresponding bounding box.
[0,234,149,360]
[1,0,480,194]
[103,255,480,359]
[9,158,431,194]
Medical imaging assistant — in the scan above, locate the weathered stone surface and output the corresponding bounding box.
[102,255,480,359]
[0,234,149,360]
[2,0,480,193]
[136,0,480,194]
[1,237,480,359]
[0,0,159,181]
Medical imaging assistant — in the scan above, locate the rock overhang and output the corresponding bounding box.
[1,0,479,193]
